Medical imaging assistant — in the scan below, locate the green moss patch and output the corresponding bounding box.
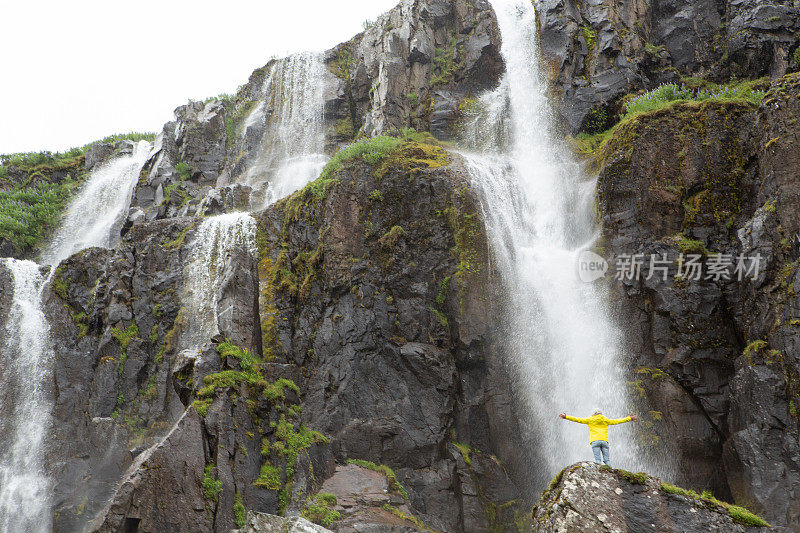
[660,482,769,527]
[301,493,342,527]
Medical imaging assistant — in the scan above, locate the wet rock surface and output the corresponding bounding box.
[595,73,800,529]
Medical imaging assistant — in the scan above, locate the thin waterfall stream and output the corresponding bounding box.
[239,51,328,208]
[462,0,666,484]
[0,142,152,531]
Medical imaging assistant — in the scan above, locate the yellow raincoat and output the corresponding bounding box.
[565,414,632,442]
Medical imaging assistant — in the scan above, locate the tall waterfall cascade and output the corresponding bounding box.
[240,52,328,208]
[462,0,665,483]
[0,260,55,533]
[42,140,152,266]
[0,141,152,532]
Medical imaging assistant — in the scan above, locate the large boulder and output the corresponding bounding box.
[532,462,770,532]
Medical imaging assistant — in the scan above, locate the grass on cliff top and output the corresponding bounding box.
[318,127,448,182]
[622,79,766,117]
[0,178,81,251]
[571,78,767,158]
[660,482,770,527]
[0,131,155,172]
[278,127,449,218]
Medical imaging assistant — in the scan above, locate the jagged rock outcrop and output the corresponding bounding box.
[532,462,770,532]
[594,73,800,528]
[23,214,260,531]
[127,0,503,225]
[537,0,800,132]
[324,0,503,140]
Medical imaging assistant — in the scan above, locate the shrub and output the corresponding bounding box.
[301,493,342,527]
[203,465,223,501]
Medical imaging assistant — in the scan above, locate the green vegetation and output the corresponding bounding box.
[665,234,709,256]
[301,493,342,527]
[582,25,597,54]
[335,117,355,140]
[254,462,281,490]
[406,92,420,107]
[431,32,464,87]
[192,399,211,417]
[645,42,665,56]
[233,491,246,527]
[346,459,408,500]
[319,135,403,182]
[0,178,81,251]
[378,225,405,248]
[382,504,437,532]
[329,47,355,80]
[615,468,648,485]
[110,323,139,351]
[622,80,766,119]
[660,482,769,527]
[267,415,328,479]
[203,465,223,501]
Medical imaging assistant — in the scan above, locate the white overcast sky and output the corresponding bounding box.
[0,0,399,154]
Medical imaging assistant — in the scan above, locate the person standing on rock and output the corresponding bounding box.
[558,408,638,467]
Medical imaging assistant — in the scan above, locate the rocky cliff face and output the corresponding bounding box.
[73,146,530,532]
[594,73,800,528]
[538,0,800,132]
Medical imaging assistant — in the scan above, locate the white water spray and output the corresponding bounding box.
[42,140,151,266]
[241,52,328,207]
[0,259,54,533]
[462,0,659,481]
[181,213,257,352]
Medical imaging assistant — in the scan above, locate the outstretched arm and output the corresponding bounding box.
[607,414,638,425]
[560,414,590,424]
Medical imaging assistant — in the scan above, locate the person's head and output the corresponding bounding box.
[591,408,603,416]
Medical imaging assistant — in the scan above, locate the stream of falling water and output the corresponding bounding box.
[240,52,328,208]
[462,0,660,484]
[0,142,152,531]
[0,260,54,532]
[181,212,257,353]
[42,140,152,266]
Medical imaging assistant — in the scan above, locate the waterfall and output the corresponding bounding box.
[462,0,661,482]
[240,52,328,208]
[42,140,152,266]
[0,141,151,531]
[181,213,257,352]
[0,259,54,533]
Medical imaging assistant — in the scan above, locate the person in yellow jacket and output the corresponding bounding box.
[558,408,638,467]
